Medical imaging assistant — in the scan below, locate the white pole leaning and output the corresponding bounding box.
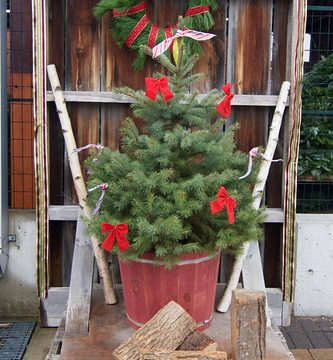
[47,64,117,305]
[217,81,291,313]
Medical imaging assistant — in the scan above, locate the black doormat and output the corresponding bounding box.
[0,322,36,360]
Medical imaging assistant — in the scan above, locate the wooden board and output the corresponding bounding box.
[65,209,94,336]
[48,0,65,206]
[265,0,292,285]
[48,205,284,222]
[192,0,227,92]
[65,0,100,192]
[227,0,272,149]
[46,91,286,106]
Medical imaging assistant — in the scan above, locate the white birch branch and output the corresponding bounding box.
[47,64,117,305]
[216,81,291,313]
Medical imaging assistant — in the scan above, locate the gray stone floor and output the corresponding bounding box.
[3,316,333,359]
[22,323,56,360]
[280,317,333,349]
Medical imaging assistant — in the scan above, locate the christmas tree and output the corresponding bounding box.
[85,45,263,264]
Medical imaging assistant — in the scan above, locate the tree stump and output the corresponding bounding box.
[231,289,266,360]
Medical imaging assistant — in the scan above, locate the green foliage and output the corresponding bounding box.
[85,47,263,263]
[93,0,218,70]
[298,54,333,180]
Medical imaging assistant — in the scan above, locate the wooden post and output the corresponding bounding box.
[231,289,266,360]
[47,64,117,305]
[113,301,196,360]
[217,81,290,313]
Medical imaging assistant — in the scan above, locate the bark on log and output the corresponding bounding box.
[140,349,227,360]
[178,331,217,352]
[113,301,196,360]
[231,289,266,360]
[47,64,117,305]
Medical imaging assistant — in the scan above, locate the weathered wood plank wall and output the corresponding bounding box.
[47,0,290,287]
[265,0,291,287]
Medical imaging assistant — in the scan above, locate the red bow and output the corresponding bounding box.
[101,223,129,252]
[210,186,236,224]
[216,83,234,118]
[145,76,174,104]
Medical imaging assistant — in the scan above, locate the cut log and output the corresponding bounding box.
[178,331,217,351]
[231,289,266,360]
[113,301,196,360]
[140,349,227,360]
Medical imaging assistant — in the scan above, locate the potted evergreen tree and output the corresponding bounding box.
[85,46,263,330]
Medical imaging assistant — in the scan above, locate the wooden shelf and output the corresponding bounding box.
[49,205,284,223]
[46,91,289,107]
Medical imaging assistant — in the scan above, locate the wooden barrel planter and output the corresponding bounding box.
[119,251,221,331]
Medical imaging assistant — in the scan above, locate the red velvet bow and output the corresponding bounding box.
[145,76,174,104]
[216,83,234,118]
[210,186,236,224]
[101,223,129,252]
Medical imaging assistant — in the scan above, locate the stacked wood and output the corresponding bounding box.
[140,349,227,359]
[231,289,266,360]
[113,301,197,360]
[178,331,217,352]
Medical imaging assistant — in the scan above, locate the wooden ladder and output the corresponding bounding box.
[47,63,290,335]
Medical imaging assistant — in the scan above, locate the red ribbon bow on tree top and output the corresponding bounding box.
[101,223,129,252]
[216,83,234,118]
[210,186,236,224]
[145,76,174,104]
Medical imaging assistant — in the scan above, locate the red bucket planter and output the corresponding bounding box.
[119,251,220,331]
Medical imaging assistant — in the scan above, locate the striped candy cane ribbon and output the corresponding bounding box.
[152,26,215,58]
[239,147,283,180]
[73,144,104,153]
[88,183,108,215]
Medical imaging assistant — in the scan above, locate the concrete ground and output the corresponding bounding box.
[22,322,56,360]
[280,317,333,360]
[2,316,333,359]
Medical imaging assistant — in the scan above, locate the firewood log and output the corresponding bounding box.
[113,301,196,360]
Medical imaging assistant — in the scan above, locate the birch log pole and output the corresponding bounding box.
[217,81,290,312]
[47,64,117,304]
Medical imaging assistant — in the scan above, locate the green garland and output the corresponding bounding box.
[94,0,218,71]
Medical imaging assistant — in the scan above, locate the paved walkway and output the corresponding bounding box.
[280,317,333,360]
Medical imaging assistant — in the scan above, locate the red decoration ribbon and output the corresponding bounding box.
[148,23,159,48]
[210,186,236,224]
[216,83,234,118]
[185,6,210,17]
[164,26,174,54]
[125,13,149,47]
[145,76,174,103]
[113,1,146,17]
[101,223,129,252]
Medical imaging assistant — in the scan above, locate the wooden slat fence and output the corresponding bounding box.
[46,0,293,288]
